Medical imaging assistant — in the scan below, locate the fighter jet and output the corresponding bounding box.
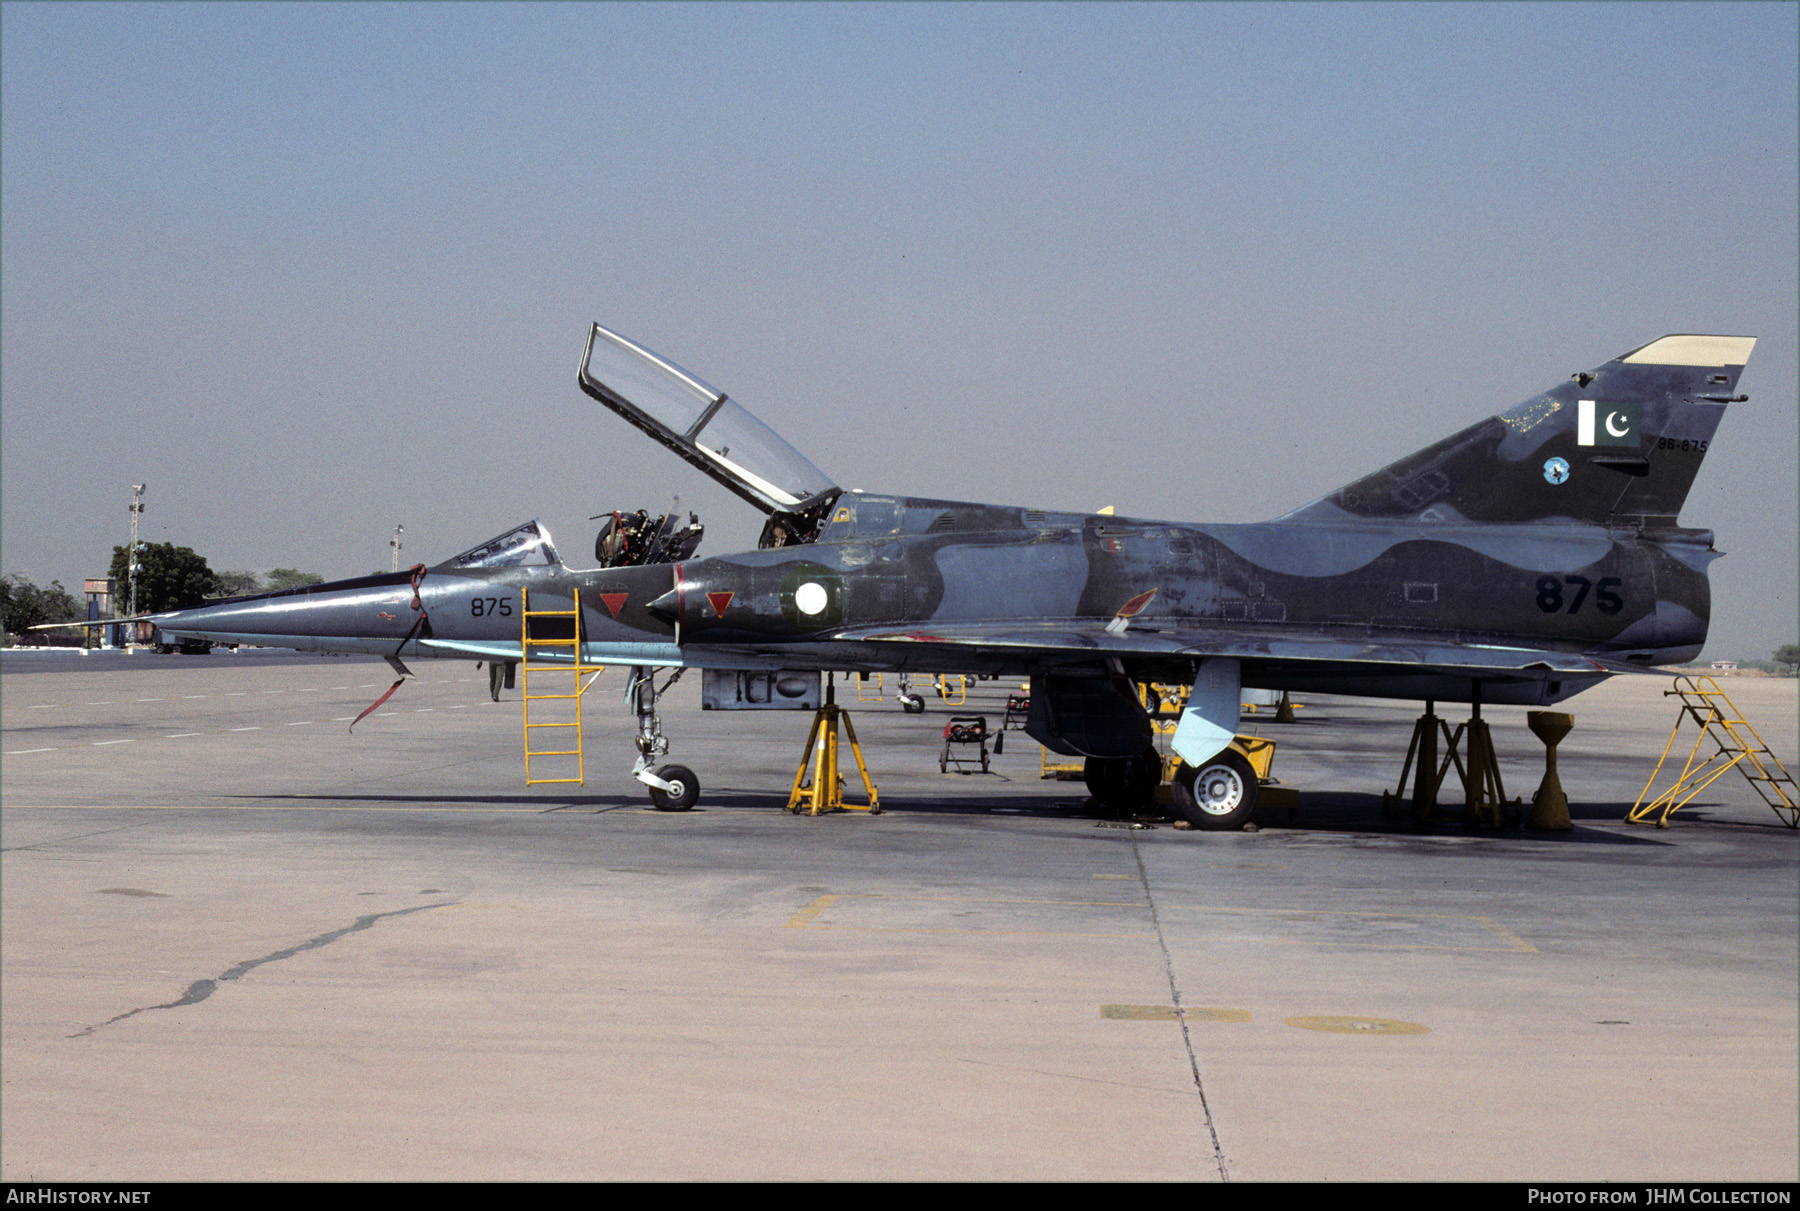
[122,324,1754,825]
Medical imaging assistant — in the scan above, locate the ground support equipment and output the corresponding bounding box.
[1628,676,1797,829]
[1382,693,1520,826]
[519,587,605,786]
[939,715,991,774]
[788,678,880,816]
[1524,710,1573,831]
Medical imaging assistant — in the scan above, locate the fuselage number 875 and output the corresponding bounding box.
[470,596,513,618]
[1535,576,1622,615]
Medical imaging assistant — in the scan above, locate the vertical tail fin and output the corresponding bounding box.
[1284,335,1755,528]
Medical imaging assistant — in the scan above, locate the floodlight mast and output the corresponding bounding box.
[127,484,146,626]
[391,524,404,572]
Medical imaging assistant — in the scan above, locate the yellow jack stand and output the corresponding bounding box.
[1456,700,1518,828]
[1382,692,1520,826]
[1383,700,1447,821]
[788,677,881,816]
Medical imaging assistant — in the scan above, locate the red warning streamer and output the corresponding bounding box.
[351,564,429,733]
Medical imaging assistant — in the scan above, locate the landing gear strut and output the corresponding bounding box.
[894,672,925,714]
[627,665,698,810]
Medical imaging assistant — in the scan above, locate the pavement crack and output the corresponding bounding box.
[1132,835,1230,1181]
[71,900,455,1038]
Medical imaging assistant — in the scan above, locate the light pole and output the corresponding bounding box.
[390,524,404,572]
[127,484,146,624]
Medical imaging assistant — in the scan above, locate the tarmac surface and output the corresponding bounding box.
[2,647,1795,1181]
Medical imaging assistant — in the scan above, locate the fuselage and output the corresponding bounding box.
[156,492,1713,707]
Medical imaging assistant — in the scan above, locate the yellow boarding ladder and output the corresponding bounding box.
[1629,676,1797,828]
[520,586,605,786]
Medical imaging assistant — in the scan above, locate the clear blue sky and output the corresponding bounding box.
[3,2,1795,658]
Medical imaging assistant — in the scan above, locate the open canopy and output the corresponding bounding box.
[578,323,839,516]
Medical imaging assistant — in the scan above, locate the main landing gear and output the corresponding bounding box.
[1081,743,1269,830]
[627,665,698,811]
[1170,748,1260,831]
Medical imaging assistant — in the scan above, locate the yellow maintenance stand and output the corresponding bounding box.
[519,586,605,785]
[788,674,881,816]
[1629,676,1797,828]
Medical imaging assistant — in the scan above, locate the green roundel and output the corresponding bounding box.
[779,562,843,629]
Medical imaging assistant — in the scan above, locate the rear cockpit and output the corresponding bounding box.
[592,502,705,568]
[578,323,840,550]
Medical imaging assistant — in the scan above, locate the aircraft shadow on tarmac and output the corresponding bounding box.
[216,789,1776,845]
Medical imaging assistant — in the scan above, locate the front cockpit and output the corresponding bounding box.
[439,520,561,569]
[578,323,840,550]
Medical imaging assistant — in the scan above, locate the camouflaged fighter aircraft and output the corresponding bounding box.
[128,323,1754,824]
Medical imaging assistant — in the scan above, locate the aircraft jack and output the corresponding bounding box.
[1383,692,1520,827]
[787,677,880,816]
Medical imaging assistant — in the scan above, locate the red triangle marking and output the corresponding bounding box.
[707,591,734,617]
[599,592,628,619]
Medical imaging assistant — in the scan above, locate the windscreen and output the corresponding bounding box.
[580,323,838,514]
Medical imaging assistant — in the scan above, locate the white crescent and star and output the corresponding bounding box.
[1605,411,1629,437]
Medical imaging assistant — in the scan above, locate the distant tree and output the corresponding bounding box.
[214,570,262,598]
[107,543,219,614]
[1,573,84,635]
[1775,644,1800,676]
[263,568,325,592]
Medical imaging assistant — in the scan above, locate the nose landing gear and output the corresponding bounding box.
[627,665,699,810]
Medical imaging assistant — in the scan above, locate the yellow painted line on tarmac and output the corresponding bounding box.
[1101,1004,1252,1023]
[1285,1015,1430,1035]
[785,893,840,927]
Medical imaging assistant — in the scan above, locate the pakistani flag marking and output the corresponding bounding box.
[1576,400,1640,447]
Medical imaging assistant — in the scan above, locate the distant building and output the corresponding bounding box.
[1710,659,1739,671]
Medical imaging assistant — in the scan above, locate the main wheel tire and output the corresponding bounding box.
[1171,750,1259,830]
[648,764,699,811]
[900,694,926,714]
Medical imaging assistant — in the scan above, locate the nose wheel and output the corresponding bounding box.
[894,672,926,713]
[645,763,699,811]
[628,666,698,810]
